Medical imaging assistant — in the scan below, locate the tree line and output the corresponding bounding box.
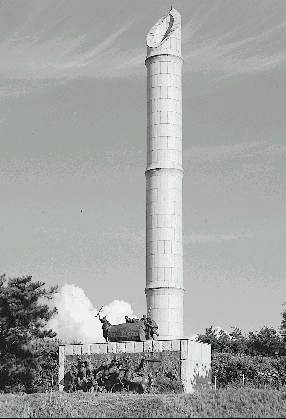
[197,325,286,357]
[196,316,286,388]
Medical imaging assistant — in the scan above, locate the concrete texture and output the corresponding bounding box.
[58,340,211,393]
[145,8,184,340]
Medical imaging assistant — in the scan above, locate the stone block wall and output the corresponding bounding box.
[59,339,211,393]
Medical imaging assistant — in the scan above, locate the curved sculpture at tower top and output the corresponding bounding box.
[145,8,184,340]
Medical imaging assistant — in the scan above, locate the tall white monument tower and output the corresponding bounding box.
[145,8,184,340]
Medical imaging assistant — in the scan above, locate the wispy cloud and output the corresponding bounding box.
[184,140,266,164]
[245,144,286,158]
[0,19,135,84]
[183,19,286,76]
[115,52,145,71]
[182,19,202,44]
[80,22,133,63]
[184,231,254,244]
[1,1,285,97]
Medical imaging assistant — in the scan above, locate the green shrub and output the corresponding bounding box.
[26,337,61,392]
[64,351,183,394]
[212,352,286,389]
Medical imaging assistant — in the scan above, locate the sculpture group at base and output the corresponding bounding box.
[95,310,159,342]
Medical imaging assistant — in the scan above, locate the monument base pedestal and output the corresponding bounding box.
[59,339,211,394]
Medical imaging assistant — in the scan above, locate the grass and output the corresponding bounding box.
[1,386,286,418]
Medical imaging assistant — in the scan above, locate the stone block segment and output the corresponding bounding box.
[116,342,126,353]
[143,340,153,352]
[73,345,81,355]
[125,341,135,353]
[58,346,65,392]
[65,345,73,356]
[107,342,117,353]
[171,339,180,351]
[82,344,91,355]
[90,343,107,354]
[180,339,188,359]
[134,342,144,353]
[161,340,172,351]
[153,340,163,352]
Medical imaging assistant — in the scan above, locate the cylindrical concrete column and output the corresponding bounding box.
[145,8,184,340]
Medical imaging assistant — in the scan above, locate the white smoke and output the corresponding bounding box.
[100,300,139,326]
[46,283,137,343]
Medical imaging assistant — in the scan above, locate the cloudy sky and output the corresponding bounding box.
[1,0,285,342]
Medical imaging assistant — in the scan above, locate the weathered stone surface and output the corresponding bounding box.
[134,341,144,353]
[58,346,65,392]
[125,341,135,353]
[189,340,201,361]
[180,339,188,359]
[82,344,91,354]
[153,340,162,352]
[58,339,212,393]
[108,322,146,342]
[116,342,126,353]
[180,358,189,392]
[143,340,153,352]
[65,345,73,356]
[161,340,172,351]
[73,345,81,355]
[90,343,107,354]
[171,339,180,351]
[107,342,117,353]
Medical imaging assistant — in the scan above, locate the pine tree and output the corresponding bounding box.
[0,274,58,392]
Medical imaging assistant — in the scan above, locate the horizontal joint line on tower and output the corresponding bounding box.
[145,167,184,177]
[145,54,184,65]
[145,286,185,291]
[145,285,185,291]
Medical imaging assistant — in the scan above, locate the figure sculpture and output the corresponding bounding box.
[125,315,139,323]
[98,314,111,342]
[140,314,159,340]
[146,316,159,340]
[95,310,159,342]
